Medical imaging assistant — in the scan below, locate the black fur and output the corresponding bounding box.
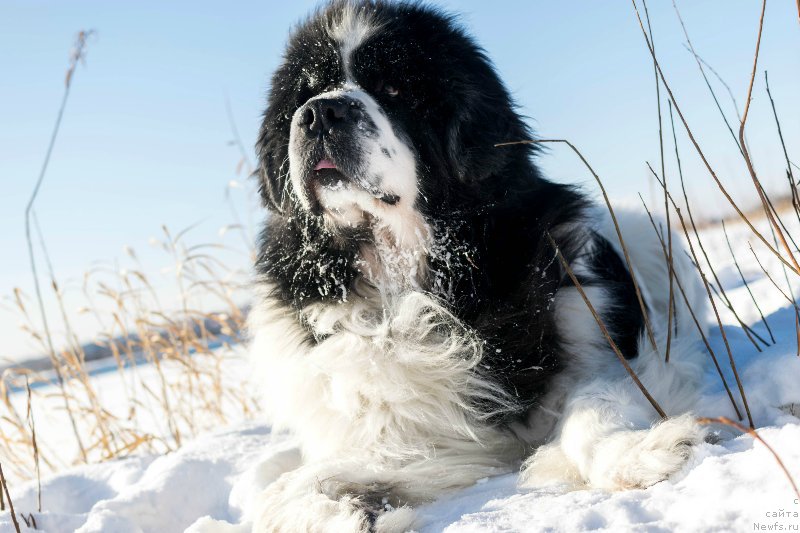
[255,0,644,422]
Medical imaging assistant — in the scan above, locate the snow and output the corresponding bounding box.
[2,217,800,533]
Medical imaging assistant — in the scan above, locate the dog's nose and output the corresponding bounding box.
[301,98,350,135]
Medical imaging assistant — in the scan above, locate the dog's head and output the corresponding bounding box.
[257,1,533,241]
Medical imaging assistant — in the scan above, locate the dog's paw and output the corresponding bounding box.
[373,506,416,533]
[519,441,582,490]
[587,414,705,490]
[252,466,418,533]
[253,496,415,533]
[253,492,370,533]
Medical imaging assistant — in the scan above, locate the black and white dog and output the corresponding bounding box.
[249,1,708,530]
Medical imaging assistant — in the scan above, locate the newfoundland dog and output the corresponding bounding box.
[248,1,708,530]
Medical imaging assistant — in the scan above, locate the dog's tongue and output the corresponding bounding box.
[314,159,336,170]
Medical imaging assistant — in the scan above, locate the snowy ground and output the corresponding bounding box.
[2,217,800,533]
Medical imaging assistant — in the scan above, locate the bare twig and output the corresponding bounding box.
[225,95,255,173]
[643,0,675,361]
[630,0,799,276]
[224,95,257,252]
[698,416,800,501]
[654,176,754,426]
[649,160,767,351]
[23,30,93,463]
[495,138,659,353]
[764,201,800,326]
[21,514,37,529]
[25,379,42,513]
[0,462,21,533]
[666,101,767,350]
[672,0,743,156]
[700,265,770,348]
[545,232,667,419]
[761,184,800,255]
[749,244,800,312]
[764,71,797,194]
[722,221,775,343]
[748,243,800,357]
[639,195,743,419]
[675,4,799,256]
[737,0,800,274]
[688,47,743,122]
[32,212,117,459]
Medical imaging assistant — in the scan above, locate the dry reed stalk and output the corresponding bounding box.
[649,161,768,351]
[665,5,792,349]
[721,221,775,343]
[672,0,744,156]
[33,226,118,460]
[748,246,798,308]
[0,462,21,533]
[24,380,41,513]
[748,243,800,357]
[630,0,799,276]
[665,100,768,349]
[765,72,800,224]
[638,194,744,420]
[720,220,776,344]
[655,175,754,427]
[0,370,59,483]
[763,190,800,258]
[495,138,659,354]
[224,95,258,253]
[698,416,800,501]
[23,30,92,464]
[642,0,676,363]
[691,49,743,123]
[20,513,36,529]
[545,233,667,419]
[736,0,800,274]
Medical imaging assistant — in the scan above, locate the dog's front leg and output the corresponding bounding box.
[253,462,416,533]
[519,357,706,491]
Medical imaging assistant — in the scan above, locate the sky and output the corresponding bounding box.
[1,1,799,362]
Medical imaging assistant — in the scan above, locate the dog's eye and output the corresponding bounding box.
[376,80,400,98]
[384,84,400,97]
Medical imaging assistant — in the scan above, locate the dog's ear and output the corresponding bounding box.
[443,47,533,185]
[256,121,290,215]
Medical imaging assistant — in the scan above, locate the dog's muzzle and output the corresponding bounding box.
[299,96,362,138]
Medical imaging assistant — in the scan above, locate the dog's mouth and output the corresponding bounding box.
[309,157,400,207]
[312,159,349,190]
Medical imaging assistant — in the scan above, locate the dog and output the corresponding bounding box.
[248,1,709,531]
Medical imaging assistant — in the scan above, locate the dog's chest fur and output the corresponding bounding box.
[248,282,525,470]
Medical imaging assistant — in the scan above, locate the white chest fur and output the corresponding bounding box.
[248,285,522,470]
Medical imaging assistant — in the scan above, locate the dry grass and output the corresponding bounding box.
[1,223,259,483]
[1,29,260,487]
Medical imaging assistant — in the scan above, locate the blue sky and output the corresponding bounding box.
[1,1,798,361]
